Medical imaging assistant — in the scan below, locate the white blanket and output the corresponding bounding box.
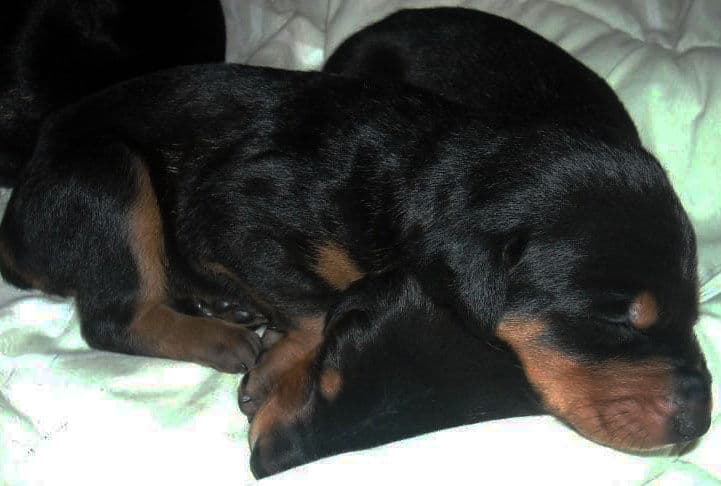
[2,1,720,484]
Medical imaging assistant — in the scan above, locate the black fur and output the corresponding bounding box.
[249,274,540,478]
[0,0,226,186]
[0,7,711,478]
[324,7,639,144]
[249,9,710,476]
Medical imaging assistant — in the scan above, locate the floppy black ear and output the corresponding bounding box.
[322,275,401,371]
[324,272,411,335]
[418,235,509,336]
[325,280,374,335]
[324,272,420,340]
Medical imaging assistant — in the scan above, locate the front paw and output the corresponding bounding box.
[237,325,316,418]
[238,359,271,418]
[195,322,262,373]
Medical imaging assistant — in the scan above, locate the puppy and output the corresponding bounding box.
[0,0,225,186]
[325,7,638,143]
[246,8,711,475]
[0,9,710,479]
[246,273,540,478]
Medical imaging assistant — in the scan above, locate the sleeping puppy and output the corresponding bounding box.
[244,8,711,475]
[0,0,225,186]
[324,7,638,144]
[247,273,541,477]
[0,10,710,480]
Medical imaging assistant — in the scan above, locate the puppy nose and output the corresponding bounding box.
[668,369,712,442]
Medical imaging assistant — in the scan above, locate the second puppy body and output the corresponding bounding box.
[249,8,711,475]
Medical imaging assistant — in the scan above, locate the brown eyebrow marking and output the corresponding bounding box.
[629,291,658,329]
[319,368,342,401]
[313,242,365,291]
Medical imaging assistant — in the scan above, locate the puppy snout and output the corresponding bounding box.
[669,367,712,443]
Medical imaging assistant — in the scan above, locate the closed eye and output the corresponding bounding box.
[594,300,633,326]
[594,300,643,339]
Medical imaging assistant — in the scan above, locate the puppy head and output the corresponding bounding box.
[493,135,711,451]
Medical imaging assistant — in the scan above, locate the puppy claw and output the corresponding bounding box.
[195,299,215,317]
[238,366,269,418]
[186,297,265,326]
[212,300,232,313]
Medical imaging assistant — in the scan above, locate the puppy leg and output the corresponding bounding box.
[76,293,261,373]
[0,146,260,371]
[79,159,261,372]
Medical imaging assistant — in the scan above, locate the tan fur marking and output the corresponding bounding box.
[128,303,259,371]
[497,318,674,450]
[319,368,342,401]
[248,314,326,448]
[130,163,166,303]
[629,291,659,330]
[314,242,364,291]
[248,350,317,449]
[295,315,326,335]
[252,316,324,386]
[130,304,206,360]
[125,165,260,371]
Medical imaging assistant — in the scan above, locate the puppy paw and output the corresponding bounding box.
[238,354,273,418]
[237,327,310,418]
[197,322,262,373]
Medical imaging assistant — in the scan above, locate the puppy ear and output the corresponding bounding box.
[325,307,371,338]
[324,272,417,339]
[322,276,395,369]
[325,279,374,334]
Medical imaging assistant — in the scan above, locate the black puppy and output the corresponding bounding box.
[0,0,225,186]
[325,8,638,144]
[0,8,710,480]
[245,9,711,475]
[247,273,540,478]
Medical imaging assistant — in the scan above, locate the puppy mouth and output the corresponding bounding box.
[530,371,712,451]
[560,395,679,451]
[571,365,712,451]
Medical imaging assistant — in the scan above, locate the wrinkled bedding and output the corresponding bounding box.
[1,0,720,484]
